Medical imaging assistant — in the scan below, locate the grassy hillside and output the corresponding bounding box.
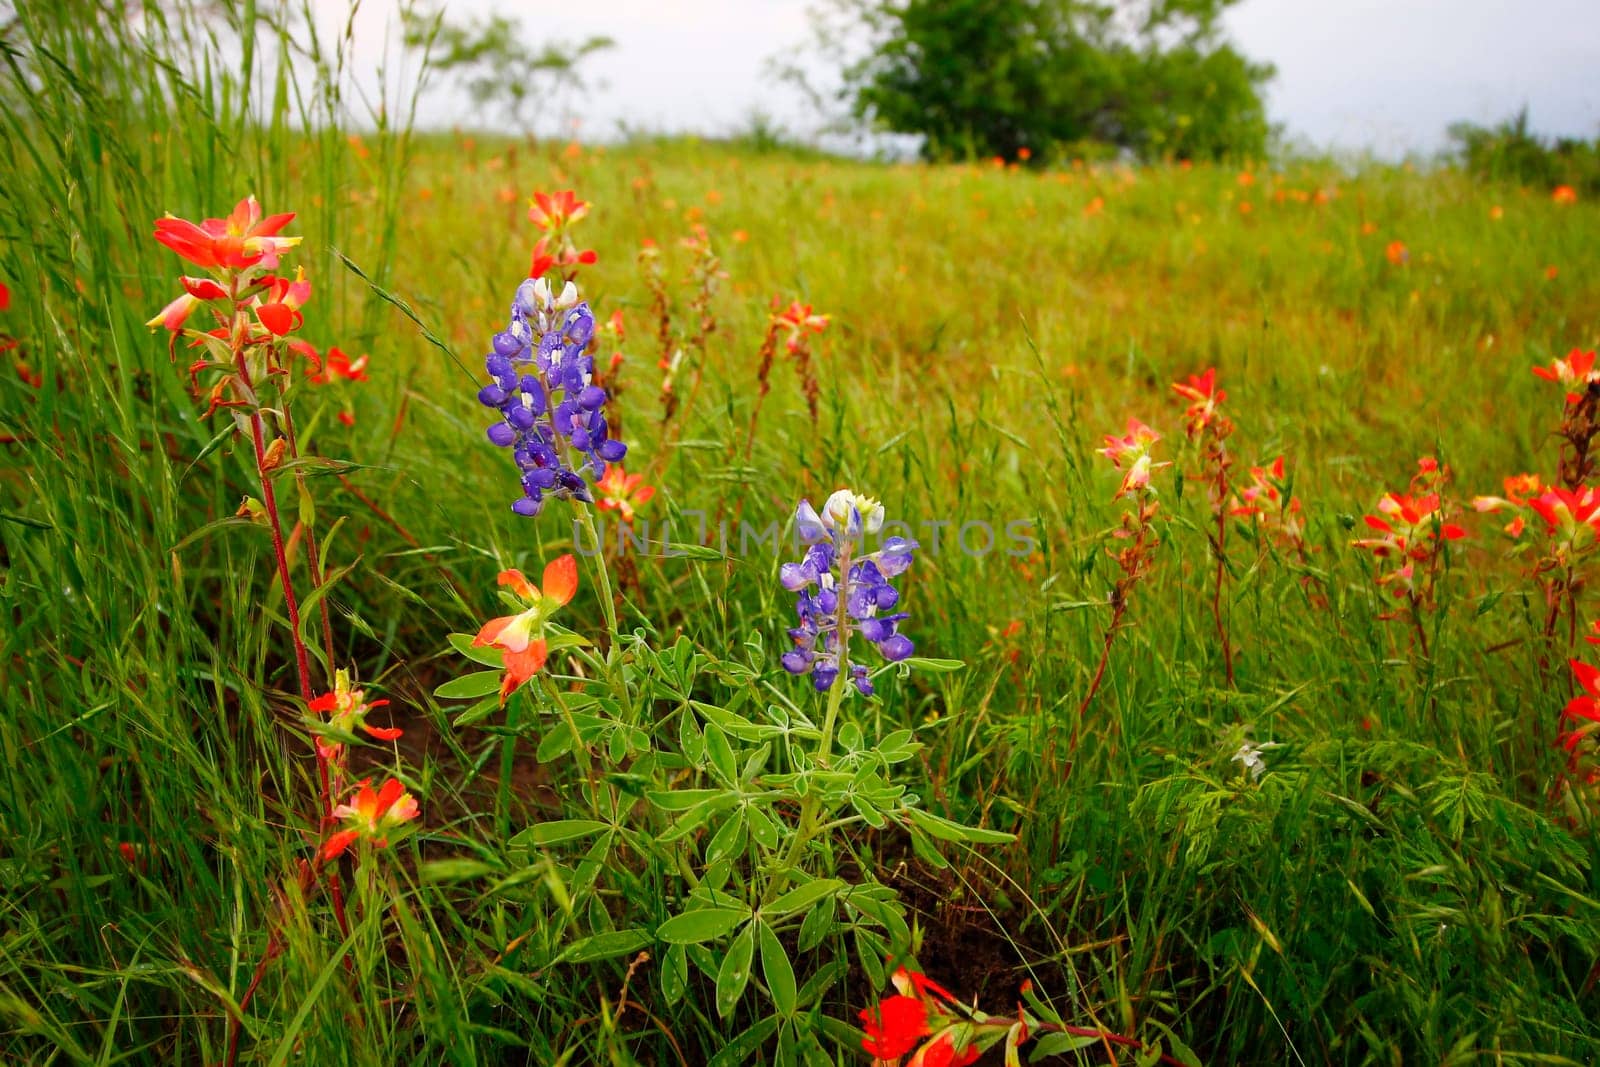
[3,7,1600,1065]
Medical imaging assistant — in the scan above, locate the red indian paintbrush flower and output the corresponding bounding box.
[1472,473,1544,537]
[320,776,420,861]
[1525,487,1600,561]
[153,195,301,271]
[1353,493,1466,559]
[530,235,598,278]
[1561,660,1600,752]
[254,270,311,336]
[1351,459,1466,619]
[473,555,578,703]
[146,276,229,331]
[306,345,369,384]
[1532,349,1599,406]
[907,1033,980,1067]
[528,190,589,231]
[307,669,401,763]
[1172,367,1226,435]
[860,994,930,1060]
[1097,418,1168,499]
[773,301,829,352]
[595,465,655,525]
[859,969,980,1067]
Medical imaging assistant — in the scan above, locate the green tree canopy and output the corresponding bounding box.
[826,0,1273,162]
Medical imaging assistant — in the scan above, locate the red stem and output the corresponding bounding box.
[1037,1022,1187,1067]
[1210,496,1234,686]
[1072,597,1129,758]
[275,406,352,951]
[279,404,337,675]
[231,326,314,703]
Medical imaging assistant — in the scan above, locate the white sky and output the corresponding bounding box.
[315,0,1600,157]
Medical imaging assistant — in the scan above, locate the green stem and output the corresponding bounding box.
[576,505,618,636]
[498,692,519,843]
[767,547,854,902]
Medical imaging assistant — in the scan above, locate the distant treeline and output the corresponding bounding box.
[1449,109,1600,193]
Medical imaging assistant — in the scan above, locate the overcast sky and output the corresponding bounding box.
[316,0,1600,157]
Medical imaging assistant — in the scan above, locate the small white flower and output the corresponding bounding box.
[1230,740,1281,782]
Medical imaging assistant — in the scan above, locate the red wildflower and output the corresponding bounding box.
[773,300,829,352]
[528,190,589,231]
[595,465,655,524]
[321,776,420,860]
[1172,367,1225,434]
[307,668,401,762]
[153,195,300,271]
[1472,472,1542,537]
[908,1032,979,1067]
[1527,487,1600,547]
[254,270,311,336]
[1097,418,1169,498]
[1531,348,1599,405]
[860,995,929,1060]
[317,346,369,383]
[529,235,598,278]
[1561,660,1600,751]
[473,555,578,703]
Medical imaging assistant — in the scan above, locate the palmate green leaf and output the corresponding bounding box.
[715,921,756,1018]
[452,696,500,728]
[433,670,503,700]
[758,921,797,1016]
[656,905,751,944]
[907,806,1016,845]
[510,819,611,848]
[765,878,844,920]
[746,803,780,850]
[647,788,730,811]
[704,721,738,785]
[705,810,746,865]
[706,1016,780,1067]
[798,894,837,953]
[660,942,690,1006]
[447,632,504,668]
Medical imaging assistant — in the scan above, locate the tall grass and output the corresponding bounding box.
[3,2,1600,1064]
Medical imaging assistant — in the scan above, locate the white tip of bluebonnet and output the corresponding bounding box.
[556,281,579,309]
[822,489,883,538]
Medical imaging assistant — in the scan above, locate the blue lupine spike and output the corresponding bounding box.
[476,278,625,514]
[779,495,915,696]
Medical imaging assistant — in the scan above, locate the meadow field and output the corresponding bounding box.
[5,10,1600,1067]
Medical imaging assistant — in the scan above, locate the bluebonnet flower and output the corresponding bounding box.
[780,490,917,695]
[477,277,626,516]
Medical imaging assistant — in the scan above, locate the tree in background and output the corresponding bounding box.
[1449,109,1600,194]
[798,0,1271,162]
[401,4,613,138]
